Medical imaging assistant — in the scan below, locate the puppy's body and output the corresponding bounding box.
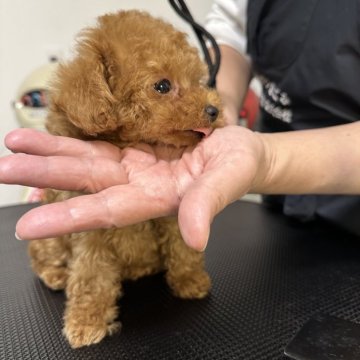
[29,10,223,348]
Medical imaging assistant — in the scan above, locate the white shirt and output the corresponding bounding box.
[205,0,248,56]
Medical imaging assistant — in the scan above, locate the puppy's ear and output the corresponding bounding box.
[52,39,118,135]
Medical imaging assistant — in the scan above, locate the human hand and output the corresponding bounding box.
[0,126,265,251]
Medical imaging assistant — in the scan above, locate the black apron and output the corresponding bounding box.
[246,0,360,235]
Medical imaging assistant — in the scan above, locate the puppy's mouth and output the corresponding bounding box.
[163,127,214,147]
[183,127,214,139]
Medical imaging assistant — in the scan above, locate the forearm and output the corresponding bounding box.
[215,45,252,125]
[254,122,360,195]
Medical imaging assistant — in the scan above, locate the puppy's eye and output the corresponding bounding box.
[154,79,171,94]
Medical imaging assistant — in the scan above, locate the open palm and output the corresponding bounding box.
[1,126,263,250]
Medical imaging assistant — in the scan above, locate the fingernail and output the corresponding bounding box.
[199,241,208,252]
[15,232,23,240]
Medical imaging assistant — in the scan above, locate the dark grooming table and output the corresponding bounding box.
[1,200,360,360]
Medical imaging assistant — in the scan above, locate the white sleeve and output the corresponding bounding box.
[205,0,248,57]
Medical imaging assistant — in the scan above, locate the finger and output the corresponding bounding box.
[178,166,249,251]
[0,153,129,192]
[178,179,223,252]
[15,185,171,240]
[5,128,121,160]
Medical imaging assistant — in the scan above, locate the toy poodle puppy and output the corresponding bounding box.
[28,10,223,348]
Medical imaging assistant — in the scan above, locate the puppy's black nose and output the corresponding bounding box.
[205,105,219,123]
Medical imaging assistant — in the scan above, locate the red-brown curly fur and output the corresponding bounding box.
[28,10,224,348]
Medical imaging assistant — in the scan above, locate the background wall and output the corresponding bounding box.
[0,0,213,206]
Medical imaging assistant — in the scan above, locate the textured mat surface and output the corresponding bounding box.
[1,201,360,359]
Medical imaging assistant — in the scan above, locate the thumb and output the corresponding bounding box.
[178,168,244,251]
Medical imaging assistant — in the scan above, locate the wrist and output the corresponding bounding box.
[249,132,275,194]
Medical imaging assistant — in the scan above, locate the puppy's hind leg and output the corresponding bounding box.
[63,234,123,348]
[156,218,211,299]
[28,237,70,290]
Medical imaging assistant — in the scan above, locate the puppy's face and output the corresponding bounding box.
[50,10,224,147]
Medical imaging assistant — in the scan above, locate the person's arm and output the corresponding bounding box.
[205,0,252,125]
[1,123,359,250]
[215,45,252,125]
[254,123,360,195]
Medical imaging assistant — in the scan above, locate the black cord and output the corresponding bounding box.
[168,0,221,88]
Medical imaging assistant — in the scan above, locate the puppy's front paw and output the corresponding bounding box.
[40,267,68,290]
[168,270,211,299]
[63,321,121,348]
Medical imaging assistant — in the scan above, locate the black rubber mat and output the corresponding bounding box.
[1,201,360,359]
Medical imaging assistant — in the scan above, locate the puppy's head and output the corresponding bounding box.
[49,10,223,147]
